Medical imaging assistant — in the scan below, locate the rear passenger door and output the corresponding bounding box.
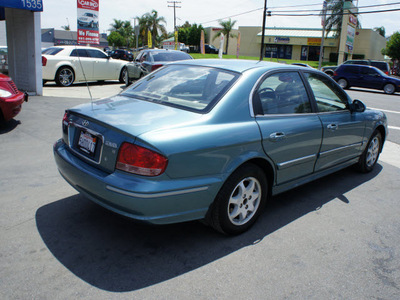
[69,49,93,80]
[303,72,365,171]
[254,71,322,185]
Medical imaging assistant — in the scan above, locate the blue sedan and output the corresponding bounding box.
[54,59,387,235]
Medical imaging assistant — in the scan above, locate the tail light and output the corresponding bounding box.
[385,71,389,75]
[333,71,337,77]
[62,111,69,134]
[42,56,47,66]
[116,142,168,176]
[151,64,163,71]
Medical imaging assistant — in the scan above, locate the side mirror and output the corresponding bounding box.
[351,99,366,113]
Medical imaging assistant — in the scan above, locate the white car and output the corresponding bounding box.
[42,46,127,87]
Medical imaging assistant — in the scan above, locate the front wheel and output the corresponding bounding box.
[383,83,395,95]
[119,67,127,84]
[357,130,382,173]
[207,164,268,235]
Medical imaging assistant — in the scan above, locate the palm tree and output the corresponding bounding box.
[322,0,360,38]
[140,10,167,48]
[212,18,237,54]
[61,25,70,31]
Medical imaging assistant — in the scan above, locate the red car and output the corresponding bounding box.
[0,73,28,125]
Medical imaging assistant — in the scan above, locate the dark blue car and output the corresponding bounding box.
[332,64,400,95]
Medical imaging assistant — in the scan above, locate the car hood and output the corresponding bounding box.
[68,94,205,138]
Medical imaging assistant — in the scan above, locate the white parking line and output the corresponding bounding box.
[369,107,400,115]
[388,126,400,131]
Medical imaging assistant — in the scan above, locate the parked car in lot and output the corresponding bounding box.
[42,46,127,87]
[54,60,387,235]
[322,59,390,76]
[109,49,134,61]
[0,73,28,125]
[125,49,192,85]
[332,64,400,94]
[204,44,219,54]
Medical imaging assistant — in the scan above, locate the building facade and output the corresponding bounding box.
[206,26,387,63]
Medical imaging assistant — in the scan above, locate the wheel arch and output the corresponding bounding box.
[375,124,387,151]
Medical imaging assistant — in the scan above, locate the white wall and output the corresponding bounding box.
[5,8,42,95]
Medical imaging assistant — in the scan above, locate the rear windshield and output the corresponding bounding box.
[151,51,192,62]
[42,47,63,55]
[121,64,239,113]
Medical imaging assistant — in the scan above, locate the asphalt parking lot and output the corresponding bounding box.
[1,82,400,299]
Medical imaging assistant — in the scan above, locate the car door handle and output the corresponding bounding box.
[327,124,338,131]
[269,132,286,142]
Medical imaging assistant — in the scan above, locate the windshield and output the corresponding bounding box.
[121,65,239,113]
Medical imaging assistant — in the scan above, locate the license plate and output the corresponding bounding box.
[78,131,97,155]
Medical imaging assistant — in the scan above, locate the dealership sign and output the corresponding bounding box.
[77,0,99,45]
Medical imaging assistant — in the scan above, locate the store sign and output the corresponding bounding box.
[346,25,355,54]
[307,38,321,46]
[77,0,99,45]
[274,37,290,43]
[349,15,357,26]
[0,0,43,11]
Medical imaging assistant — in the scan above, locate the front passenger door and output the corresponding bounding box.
[304,72,365,171]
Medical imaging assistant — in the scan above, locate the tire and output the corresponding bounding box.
[357,130,382,173]
[124,68,131,86]
[207,163,268,235]
[55,67,75,87]
[337,78,348,89]
[119,67,127,83]
[383,83,395,95]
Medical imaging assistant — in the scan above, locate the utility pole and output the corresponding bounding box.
[168,1,181,50]
[318,1,327,70]
[260,0,268,61]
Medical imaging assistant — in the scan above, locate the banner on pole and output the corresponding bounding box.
[148,30,152,48]
[218,33,224,59]
[77,0,99,45]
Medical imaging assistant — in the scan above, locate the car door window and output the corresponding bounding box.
[86,49,108,59]
[70,49,89,57]
[255,71,311,114]
[304,72,348,112]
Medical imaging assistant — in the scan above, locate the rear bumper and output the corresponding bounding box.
[53,139,222,224]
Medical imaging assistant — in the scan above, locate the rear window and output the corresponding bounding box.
[151,51,192,62]
[121,64,239,113]
[42,47,63,55]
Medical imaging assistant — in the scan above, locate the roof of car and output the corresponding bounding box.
[172,59,295,73]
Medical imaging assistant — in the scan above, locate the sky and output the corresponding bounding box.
[41,0,400,37]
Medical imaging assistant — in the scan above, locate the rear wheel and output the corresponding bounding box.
[337,78,348,89]
[207,163,268,235]
[383,83,395,95]
[357,130,382,173]
[55,66,75,87]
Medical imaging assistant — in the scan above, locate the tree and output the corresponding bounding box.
[373,26,386,37]
[61,25,70,31]
[322,0,361,38]
[212,18,237,54]
[178,22,204,47]
[383,32,400,60]
[109,19,134,48]
[107,31,125,48]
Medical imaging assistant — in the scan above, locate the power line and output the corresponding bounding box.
[200,2,400,25]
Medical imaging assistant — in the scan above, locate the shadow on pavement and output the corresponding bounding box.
[0,119,21,134]
[35,164,382,292]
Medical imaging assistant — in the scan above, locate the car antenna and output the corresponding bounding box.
[66,18,94,108]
